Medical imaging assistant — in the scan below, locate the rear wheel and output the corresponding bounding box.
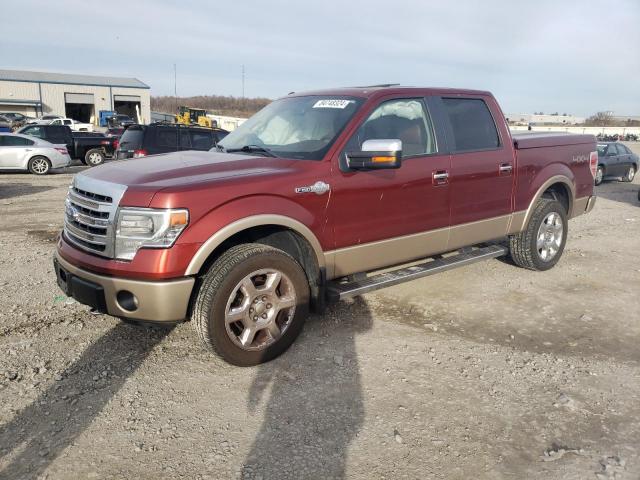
[623,166,636,183]
[28,156,51,175]
[84,149,105,166]
[509,198,568,271]
[594,165,604,185]
[192,243,309,366]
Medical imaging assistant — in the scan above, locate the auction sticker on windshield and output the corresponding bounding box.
[313,99,352,109]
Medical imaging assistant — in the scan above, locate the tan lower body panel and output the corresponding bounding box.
[55,252,195,322]
[326,214,514,279]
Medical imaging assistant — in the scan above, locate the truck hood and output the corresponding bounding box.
[77,150,302,206]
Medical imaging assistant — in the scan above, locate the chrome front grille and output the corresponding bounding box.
[62,176,127,258]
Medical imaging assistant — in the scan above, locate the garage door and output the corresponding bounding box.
[65,93,94,104]
[114,95,141,120]
[65,93,95,123]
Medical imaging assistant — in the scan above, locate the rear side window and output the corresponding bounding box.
[119,127,144,149]
[155,126,178,148]
[441,98,500,152]
[214,130,229,143]
[607,144,619,155]
[179,128,191,148]
[1,136,34,146]
[48,127,69,144]
[190,130,214,150]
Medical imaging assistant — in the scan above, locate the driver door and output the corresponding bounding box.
[327,97,451,278]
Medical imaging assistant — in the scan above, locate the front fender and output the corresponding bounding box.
[181,195,327,276]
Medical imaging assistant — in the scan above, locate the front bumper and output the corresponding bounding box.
[53,252,195,322]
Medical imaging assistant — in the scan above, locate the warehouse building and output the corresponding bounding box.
[0,69,150,124]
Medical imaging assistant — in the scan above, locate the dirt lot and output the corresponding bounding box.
[0,146,639,480]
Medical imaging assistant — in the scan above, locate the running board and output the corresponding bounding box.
[326,244,508,301]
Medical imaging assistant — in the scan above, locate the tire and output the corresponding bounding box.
[84,149,105,166]
[594,165,604,186]
[509,198,568,271]
[622,165,636,183]
[192,243,310,366]
[28,156,51,175]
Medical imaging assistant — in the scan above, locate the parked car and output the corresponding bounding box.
[27,114,62,125]
[53,85,597,366]
[115,123,229,159]
[0,133,71,175]
[0,115,12,132]
[594,142,639,185]
[48,117,94,132]
[17,124,115,166]
[107,114,135,128]
[1,112,35,129]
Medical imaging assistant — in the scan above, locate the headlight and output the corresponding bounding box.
[115,208,189,260]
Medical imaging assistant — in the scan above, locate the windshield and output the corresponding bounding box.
[218,95,363,160]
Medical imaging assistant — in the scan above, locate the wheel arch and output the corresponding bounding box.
[511,175,575,233]
[185,215,326,313]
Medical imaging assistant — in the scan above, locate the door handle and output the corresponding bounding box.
[499,163,513,174]
[432,170,449,185]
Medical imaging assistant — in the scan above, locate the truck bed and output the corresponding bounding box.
[512,131,595,149]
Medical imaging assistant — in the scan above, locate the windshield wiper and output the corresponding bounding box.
[225,144,278,157]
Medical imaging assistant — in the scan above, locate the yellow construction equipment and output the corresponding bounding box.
[175,106,213,128]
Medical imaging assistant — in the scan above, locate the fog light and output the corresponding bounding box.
[116,290,138,311]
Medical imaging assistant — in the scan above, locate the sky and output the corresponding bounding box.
[1,0,639,117]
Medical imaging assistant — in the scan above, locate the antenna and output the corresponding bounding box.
[173,63,177,114]
[242,64,245,98]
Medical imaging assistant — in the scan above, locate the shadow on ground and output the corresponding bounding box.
[0,183,55,200]
[595,180,640,208]
[241,297,373,480]
[0,322,174,479]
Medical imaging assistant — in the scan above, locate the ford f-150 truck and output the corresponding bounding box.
[53,85,597,366]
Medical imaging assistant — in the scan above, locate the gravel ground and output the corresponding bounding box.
[0,146,639,480]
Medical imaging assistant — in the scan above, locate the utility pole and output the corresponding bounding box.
[242,64,245,99]
[174,63,177,114]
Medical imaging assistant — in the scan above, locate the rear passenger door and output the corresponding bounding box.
[604,144,622,176]
[616,143,632,173]
[436,96,514,249]
[151,126,178,154]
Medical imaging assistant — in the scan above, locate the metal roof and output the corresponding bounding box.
[0,69,150,89]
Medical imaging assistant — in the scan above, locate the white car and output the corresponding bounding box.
[29,115,93,132]
[49,117,93,132]
[0,133,71,175]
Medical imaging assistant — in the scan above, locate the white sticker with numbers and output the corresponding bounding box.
[313,99,352,109]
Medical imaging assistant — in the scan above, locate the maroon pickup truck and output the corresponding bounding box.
[54,85,597,365]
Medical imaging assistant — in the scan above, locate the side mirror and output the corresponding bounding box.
[346,139,402,170]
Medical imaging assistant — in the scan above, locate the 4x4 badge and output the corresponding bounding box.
[295,181,330,195]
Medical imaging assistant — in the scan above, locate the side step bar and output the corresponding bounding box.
[326,244,508,301]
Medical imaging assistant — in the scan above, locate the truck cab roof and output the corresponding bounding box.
[286,85,493,99]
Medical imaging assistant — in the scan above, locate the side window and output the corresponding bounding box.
[214,130,229,143]
[441,98,500,152]
[607,144,619,155]
[3,136,33,146]
[49,128,69,144]
[190,130,214,150]
[64,119,72,125]
[348,98,436,157]
[51,119,61,125]
[23,126,45,139]
[155,126,178,148]
[179,128,191,149]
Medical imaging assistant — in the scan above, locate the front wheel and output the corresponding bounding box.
[28,156,51,175]
[509,198,568,271]
[623,166,636,183]
[84,149,105,166]
[192,243,310,366]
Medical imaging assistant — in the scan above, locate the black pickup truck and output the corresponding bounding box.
[17,124,116,166]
